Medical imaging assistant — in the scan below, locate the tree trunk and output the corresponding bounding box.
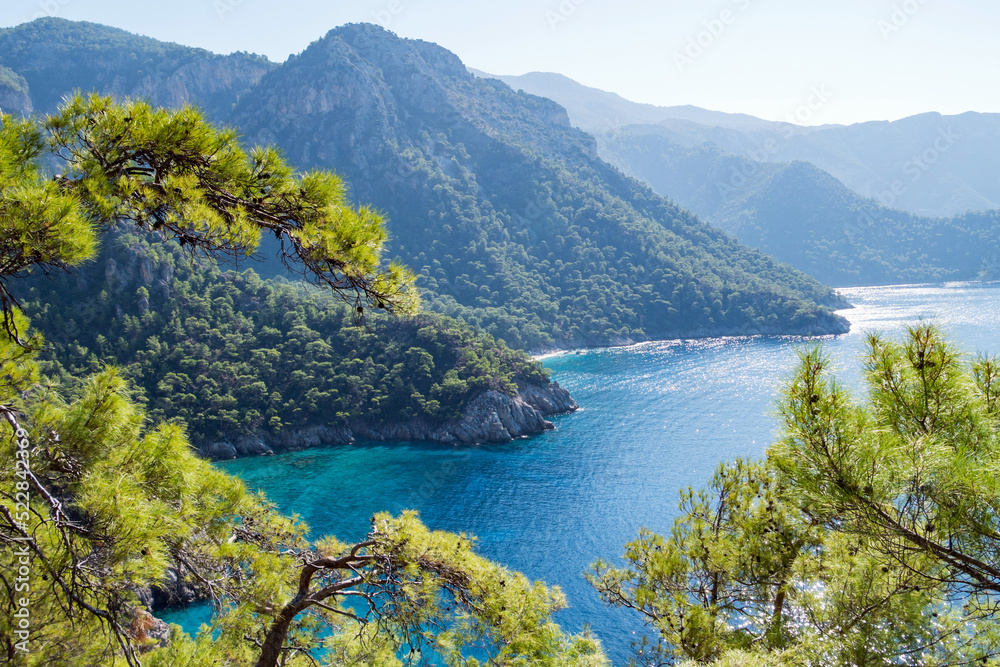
[255,611,295,667]
[769,587,787,640]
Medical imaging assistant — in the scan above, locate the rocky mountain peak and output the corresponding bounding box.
[322,23,470,82]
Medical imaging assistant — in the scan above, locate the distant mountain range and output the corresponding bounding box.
[484,71,1000,286]
[0,18,849,349]
[596,127,1000,286]
[486,71,1000,219]
[468,70,787,134]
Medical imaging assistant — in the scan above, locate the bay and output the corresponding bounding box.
[160,282,1000,664]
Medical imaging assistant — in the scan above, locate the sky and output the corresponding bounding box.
[1,0,997,126]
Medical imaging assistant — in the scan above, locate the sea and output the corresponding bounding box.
[160,282,1000,664]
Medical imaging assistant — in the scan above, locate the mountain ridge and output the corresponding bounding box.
[0,16,276,120]
[227,22,848,347]
[477,70,818,134]
[490,69,1000,219]
[3,19,850,350]
[600,125,1000,286]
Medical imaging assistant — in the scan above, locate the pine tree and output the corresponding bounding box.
[2,93,418,344]
[592,325,1000,666]
[1,98,607,666]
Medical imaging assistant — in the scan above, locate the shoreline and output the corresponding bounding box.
[198,379,579,460]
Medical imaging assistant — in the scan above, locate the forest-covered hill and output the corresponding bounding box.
[1,18,849,350]
[0,17,274,120]
[228,23,848,346]
[23,232,572,458]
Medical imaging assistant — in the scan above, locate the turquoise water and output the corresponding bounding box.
[161,282,1000,664]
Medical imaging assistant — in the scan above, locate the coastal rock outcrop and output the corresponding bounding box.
[133,566,204,616]
[201,380,578,459]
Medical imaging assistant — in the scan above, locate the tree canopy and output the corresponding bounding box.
[1,367,607,666]
[22,230,551,454]
[1,93,417,345]
[0,98,606,666]
[591,325,1000,666]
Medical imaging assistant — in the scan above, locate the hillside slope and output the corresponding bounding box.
[495,70,1000,219]
[0,17,275,121]
[0,19,850,348]
[24,233,575,457]
[600,127,1000,286]
[227,24,848,347]
[483,70,789,134]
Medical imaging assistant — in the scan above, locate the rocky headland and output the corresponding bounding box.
[201,379,578,460]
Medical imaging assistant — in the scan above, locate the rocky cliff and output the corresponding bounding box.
[201,380,578,460]
[0,18,275,119]
[0,64,32,114]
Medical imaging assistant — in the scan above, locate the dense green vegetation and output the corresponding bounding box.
[25,232,550,451]
[0,64,28,95]
[387,128,845,348]
[1,97,606,666]
[230,24,848,349]
[0,17,274,120]
[0,18,849,352]
[600,127,1000,286]
[5,94,550,454]
[591,325,1000,666]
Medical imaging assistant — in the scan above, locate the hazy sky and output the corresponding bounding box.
[1,0,996,126]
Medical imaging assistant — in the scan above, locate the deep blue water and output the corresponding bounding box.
[160,282,1000,664]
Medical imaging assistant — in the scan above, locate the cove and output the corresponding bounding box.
[160,282,1000,664]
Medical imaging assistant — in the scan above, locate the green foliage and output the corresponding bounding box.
[1,365,268,664]
[1,94,418,353]
[0,86,601,665]
[0,356,603,666]
[47,93,418,316]
[0,310,40,405]
[0,112,95,340]
[771,325,1000,608]
[198,510,611,667]
[226,24,848,350]
[0,17,275,119]
[593,326,1000,666]
[23,232,548,450]
[0,64,28,95]
[589,460,828,665]
[379,132,846,349]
